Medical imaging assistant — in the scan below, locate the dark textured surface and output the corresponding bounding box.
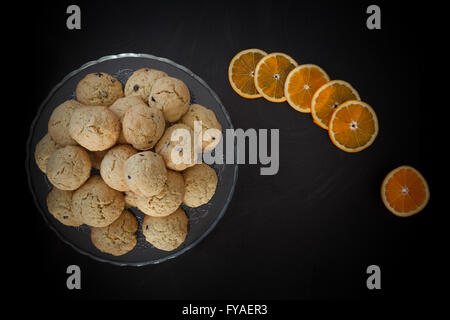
[20,0,438,299]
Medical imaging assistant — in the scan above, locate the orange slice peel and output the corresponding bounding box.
[328,100,378,152]
[381,166,430,217]
[254,52,298,102]
[284,64,330,113]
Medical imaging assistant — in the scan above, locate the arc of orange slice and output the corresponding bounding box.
[254,52,298,102]
[284,64,330,113]
[328,100,378,152]
[228,49,268,99]
[311,80,360,130]
[381,166,430,217]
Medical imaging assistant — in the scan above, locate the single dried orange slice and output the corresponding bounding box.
[228,49,268,99]
[254,52,298,102]
[381,166,430,217]
[311,80,360,130]
[328,100,378,152]
[284,64,330,113]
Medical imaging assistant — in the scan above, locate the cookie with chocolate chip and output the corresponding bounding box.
[123,151,167,197]
[122,104,165,150]
[91,210,138,256]
[148,77,190,122]
[124,68,167,101]
[46,188,83,227]
[76,72,123,106]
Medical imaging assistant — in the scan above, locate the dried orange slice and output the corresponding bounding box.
[284,64,330,113]
[328,100,378,152]
[228,49,268,99]
[254,52,298,102]
[311,80,360,130]
[381,166,430,217]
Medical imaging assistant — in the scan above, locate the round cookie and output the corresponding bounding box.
[155,124,198,171]
[182,163,218,207]
[136,170,185,217]
[142,208,188,251]
[109,96,148,144]
[124,68,167,101]
[124,190,140,208]
[72,175,125,227]
[148,77,190,122]
[123,151,167,197]
[34,133,61,173]
[89,149,109,170]
[122,104,165,150]
[48,100,83,146]
[91,210,138,256]
[46,145,92,190]
[69,105,120,151]
[100,145,137,192]
[76,72,123,106]
[180,104,222,152]
[46,188,83,227]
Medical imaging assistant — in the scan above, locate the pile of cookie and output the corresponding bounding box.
[34,68,222,256]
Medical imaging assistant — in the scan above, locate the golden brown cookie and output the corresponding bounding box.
[48,100,83,146]
[136,170,185,217]
[72,175,125,227]
[149,77,190,122]
[76,72,123,106]
[182,163,218,207]
[46,145,92,190]
[123,151,167,197]
[69,105,120,151]
[100,144,137,192]
[155,124,198,171]
[90,210,138,256]
[124,68,167,101]
[34,133,62,173]
[46,188,83,227]
[109,96,148,144]
[142,208,188,251]
[122,104,165,150]
[180,104,222,152]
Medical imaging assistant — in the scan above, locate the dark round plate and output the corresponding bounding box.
[26,53,238,266]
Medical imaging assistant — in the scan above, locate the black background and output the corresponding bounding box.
[18,0,442,301]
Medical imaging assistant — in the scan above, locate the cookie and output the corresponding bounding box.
[46,188,83,227]
[76,72,123,106]
[69,105,120,151]
[89,149,109,170]
[148,77,190,122]
[124,190,140,208]
[180,104,222,152]
[100,144,137,192]
[48,100,83,146]
[182,163,218,207]
[34,133,61,173]
[91,210,138,256]
[124,68,167,101]
[122,104,165,150]
[72,175,125,227]
[123,151,167,197]
[46,145,92,190]
[155,124,198,171]
[142,208,188,251]
[136,170,185,217]
[109,96,148,144]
